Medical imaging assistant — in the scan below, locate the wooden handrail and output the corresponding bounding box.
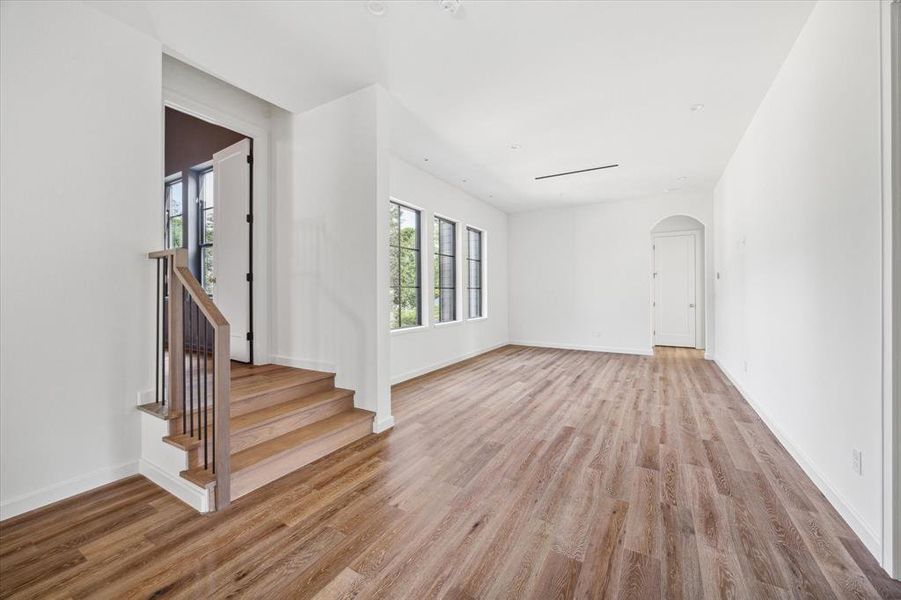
[148,248,231,510]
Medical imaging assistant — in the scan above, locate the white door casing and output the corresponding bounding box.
[213,138,251,362]
[653,232,696,348]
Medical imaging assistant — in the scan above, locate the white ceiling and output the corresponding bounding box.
[89,0,815,213]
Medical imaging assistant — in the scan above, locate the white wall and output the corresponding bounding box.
[0,1,162,518]
[713,0,884,560]
[389,157,509,383]
[271,85,393,430]
[509,192,713,355]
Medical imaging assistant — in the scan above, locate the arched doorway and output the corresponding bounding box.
[651,215,705,349]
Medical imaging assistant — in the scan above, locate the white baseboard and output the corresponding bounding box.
[714,359,882,562]
[704,352,715,361]
[390,342,508,385]
[510,340,654,357]
[0,460,138,521]
[373,414,395,433]
[139,458,210,513]
[270,354,337,373]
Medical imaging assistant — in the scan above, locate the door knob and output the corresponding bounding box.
[689,303,695,308]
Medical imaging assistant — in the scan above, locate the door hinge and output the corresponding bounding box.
[246,154,253,165]
[246,272,253,282]
[653,272,658,278]
[246,332,253,341]
[246,213,253,224]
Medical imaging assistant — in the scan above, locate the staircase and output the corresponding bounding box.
[139,248,373,511]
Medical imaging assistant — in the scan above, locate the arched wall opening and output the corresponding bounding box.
[651,214,706,350]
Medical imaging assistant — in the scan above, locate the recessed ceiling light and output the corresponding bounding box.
[462,179,467,183]
[690,104,705,112]
[510,144,521,150]
[677,176,688,181]
[366,1,387,16]
[488,194,493,198]
[424,157,429,162]
[665,187,682,193]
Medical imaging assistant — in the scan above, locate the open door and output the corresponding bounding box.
[653,232,696,348]
[213,138,252,362]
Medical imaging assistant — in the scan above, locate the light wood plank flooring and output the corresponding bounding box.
[1,346,899,599]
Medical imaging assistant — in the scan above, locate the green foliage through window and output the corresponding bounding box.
[390,202,421,329]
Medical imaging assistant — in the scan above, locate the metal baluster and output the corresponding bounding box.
[186,291,193,437]
[182,288,187,434]
[211,329,216,475]
[194,300,200,440]
[203,319,209,470]
[155,258,160,405]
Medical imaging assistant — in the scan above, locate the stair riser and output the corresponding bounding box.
[230,377,336,417]
[185,394,355,468]
[230,418,373,500]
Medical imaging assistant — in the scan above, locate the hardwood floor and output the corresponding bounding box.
[1,346,899,599]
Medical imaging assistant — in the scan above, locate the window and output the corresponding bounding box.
[389,201,421,329]
[434,216,456,322]
[467,227,483,318]
[164,179,183,249]
[198,169,215,296]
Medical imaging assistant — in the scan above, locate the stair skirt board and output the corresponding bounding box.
[139,459,211,513]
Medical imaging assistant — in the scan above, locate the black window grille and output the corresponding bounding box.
[390,201,421,329]
[434,216,456,322]
[467,227,483,318]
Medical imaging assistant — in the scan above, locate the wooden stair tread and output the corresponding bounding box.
[232,387,354,431]
[162,387,355,451]
[181,408,373,488]
[230,366,334,403]
[136,402,170,419]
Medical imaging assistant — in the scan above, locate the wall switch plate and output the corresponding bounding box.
[852,449,863,475]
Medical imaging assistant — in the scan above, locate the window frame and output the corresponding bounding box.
[164,175,183,250]
[390,199,424,331]
[196,167,215,297]
[433,214,460,325]
[465,226,486,320]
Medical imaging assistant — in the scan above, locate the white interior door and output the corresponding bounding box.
[213,138,251,362]
[654,233,696,347]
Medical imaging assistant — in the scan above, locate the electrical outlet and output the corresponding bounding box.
[852,449,863,475]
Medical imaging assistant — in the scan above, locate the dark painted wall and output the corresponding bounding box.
[165,107,246,176]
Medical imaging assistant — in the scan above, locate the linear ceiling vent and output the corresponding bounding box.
[535,163,619,180]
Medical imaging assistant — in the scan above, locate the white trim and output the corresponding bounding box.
[162,87,272,365]
[270,354,337,374]
[714,358,883,561]
[391,324,429,336]
[881,0,901,579]
[391,342,508,385]
[0,461,138,521]
[139,458,210,513]
[466,316,488,323]
[510,340,654,356]
[372,415,396,433]
[433,319,463,329]
[704,352,715,361]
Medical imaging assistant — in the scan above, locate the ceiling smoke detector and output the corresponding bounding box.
[366,1,387,16]
[438,0,462,15]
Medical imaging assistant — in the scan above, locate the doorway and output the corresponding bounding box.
[651,215,705,349]
[164,107,254,363]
